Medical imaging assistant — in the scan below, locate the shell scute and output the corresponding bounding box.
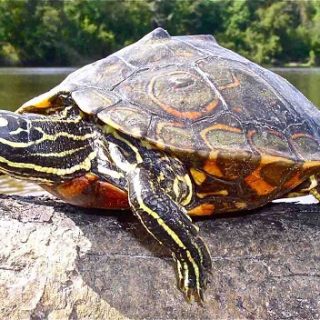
[291,134,320,160]
[59,55,136,93]
[155,121,195,151]
[97,102,152,137]
[249,129,292,159]
[72,87,120,115]
[216,151,259,181]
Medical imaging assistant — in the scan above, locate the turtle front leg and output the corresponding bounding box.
[128,165,212,302]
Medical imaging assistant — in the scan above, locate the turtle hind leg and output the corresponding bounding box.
[128,164,212,303]
[284,175,320,201]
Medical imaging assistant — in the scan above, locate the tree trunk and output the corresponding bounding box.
[0,194,320,319]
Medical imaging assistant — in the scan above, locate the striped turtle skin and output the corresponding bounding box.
[1,28,320,302]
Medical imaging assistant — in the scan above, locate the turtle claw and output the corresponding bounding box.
[174,254,210,304]
[184,286,205,305]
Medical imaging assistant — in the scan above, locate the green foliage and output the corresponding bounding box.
[0,0,319,66]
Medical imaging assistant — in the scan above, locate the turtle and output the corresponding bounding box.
[0,27,320,302]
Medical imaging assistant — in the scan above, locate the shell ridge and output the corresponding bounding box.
[173,34,217,43]
[109,67,150,92]
[74,85,123,101]
[193,65,229,112]
[113,54,138,70]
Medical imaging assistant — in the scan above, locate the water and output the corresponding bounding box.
[0,68,75,110]
[0,67,319,195]
[273,68,320,107]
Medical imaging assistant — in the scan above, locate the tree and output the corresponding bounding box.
[0,0,319,66]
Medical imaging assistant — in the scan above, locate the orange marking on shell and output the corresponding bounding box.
[218,74,240,90]
[203,159,223,178]
[188,203,215,216]
[303,161,320,170]
[42,174,129,209]
[267,129,285,138]
[148,74,219,120]
[161,107,202,120]
[255,156,295,194]
[205,100,219,112]
[283,172,302,189]
[245,155,293,196]
[291,133,314,140]
[244,166,277,196]
[203,123,242,133]
[190,168,207,185]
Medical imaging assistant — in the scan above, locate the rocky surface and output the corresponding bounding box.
[0,194,320,319]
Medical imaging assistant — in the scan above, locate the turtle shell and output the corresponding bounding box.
[19,28,320,213]
[20,28,320,162]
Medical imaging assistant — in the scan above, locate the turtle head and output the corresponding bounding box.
[0,109,97,183]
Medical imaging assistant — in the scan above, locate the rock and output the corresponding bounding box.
[0,194,320,319]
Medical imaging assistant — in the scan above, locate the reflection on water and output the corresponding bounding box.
[0,175,45,196]
[0,67,319,195]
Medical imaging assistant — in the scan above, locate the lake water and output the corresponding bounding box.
[0,67,319,195]
[273,68,320,107]
[0,68,75,110]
